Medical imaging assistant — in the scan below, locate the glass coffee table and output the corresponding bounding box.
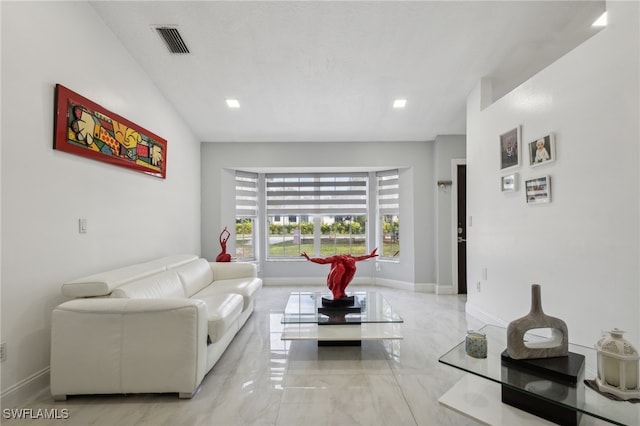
[281,291,403,345]
[438,325,639,426]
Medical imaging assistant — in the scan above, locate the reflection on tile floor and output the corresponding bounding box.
[5,286,487,426]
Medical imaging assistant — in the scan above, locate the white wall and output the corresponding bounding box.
[201,141,437,287]
[466,0,639,347]
[0,2,201,400]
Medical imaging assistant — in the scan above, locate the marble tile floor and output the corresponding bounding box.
[7,285,489,426]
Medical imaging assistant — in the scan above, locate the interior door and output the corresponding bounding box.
[457,165,467,294]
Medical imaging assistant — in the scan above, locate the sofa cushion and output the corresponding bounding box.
[192,294,243,343]
[61,254,199,298]
[110,271,185,299]
[192,278,262,310]
[210,262,257,281]
[173,259,214,297]
[146,254,199,271]
[62,263,166,298]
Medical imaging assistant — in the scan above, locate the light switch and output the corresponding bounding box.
[79,218,87,234]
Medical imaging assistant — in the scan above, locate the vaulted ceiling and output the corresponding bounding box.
[91,1,605,143]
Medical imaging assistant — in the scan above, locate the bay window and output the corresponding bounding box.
[233,169,399,261]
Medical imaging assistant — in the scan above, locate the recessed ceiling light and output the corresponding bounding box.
[592,11,607,27]
[226,99,240,108]
[393,99,407,109]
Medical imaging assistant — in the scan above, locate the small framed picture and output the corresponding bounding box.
[501,173,519,192]
[528,134,555,167]
[525,176,551,204]
[500,126,521,170]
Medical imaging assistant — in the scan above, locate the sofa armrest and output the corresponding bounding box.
[209,262,257,281]
[50,298,208,397]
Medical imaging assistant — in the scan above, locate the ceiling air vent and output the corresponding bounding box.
[154,26,190,54]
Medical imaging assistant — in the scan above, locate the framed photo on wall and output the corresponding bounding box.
[528,134,555,167]
[500,126,520,170]
[525,175,551,204]
[501,173,519,192]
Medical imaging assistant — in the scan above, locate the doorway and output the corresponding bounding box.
[451,160,467,295]
[456,164,467,294]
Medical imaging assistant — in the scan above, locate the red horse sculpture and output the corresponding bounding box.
[301,248,378,300]
[216,227,232,262]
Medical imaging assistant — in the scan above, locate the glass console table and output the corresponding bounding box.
[438,325,639,426]
[281,291,403,344]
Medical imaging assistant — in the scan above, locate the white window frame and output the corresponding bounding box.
[235,171,258,261]
[376,169,400,261]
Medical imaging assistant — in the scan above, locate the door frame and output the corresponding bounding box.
[450,159,467,295]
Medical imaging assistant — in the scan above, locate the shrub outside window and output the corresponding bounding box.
[320,215,367,256]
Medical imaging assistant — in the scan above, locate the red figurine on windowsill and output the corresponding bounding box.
[301,248,378,300]
[216,227,232,262]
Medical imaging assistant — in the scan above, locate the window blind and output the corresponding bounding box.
[235,170,258,217]
[266,172,368,215]
[377,169,399,215]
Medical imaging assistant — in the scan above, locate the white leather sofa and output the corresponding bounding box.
[50,254,262,400]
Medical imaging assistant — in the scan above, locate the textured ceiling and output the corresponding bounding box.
[91,1,605,143]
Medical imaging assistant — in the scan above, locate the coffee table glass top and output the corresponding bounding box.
[281,291,403,325]
[438,324,639,426]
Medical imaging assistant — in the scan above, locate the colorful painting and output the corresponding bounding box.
[54,84,167,178]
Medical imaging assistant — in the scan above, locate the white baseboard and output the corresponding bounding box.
[414,282,436,293]
[263,277,446,294]
[435,284,455,295]
[262,277,376,286]
[263,277,325,286]
[263,276,419,292]
[1,367,50,409]
[465,301,507,327]
[373,278,416,292]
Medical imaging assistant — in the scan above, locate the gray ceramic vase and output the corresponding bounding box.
[506,284,569,360]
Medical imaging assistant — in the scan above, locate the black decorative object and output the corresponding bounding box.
[500,349,585,425]
[318,340,362,347]
[501,350,585,385]
[321,295,355,307]
[318,296,362,323]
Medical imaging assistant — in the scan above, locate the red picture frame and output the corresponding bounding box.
[53,84,167,178]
